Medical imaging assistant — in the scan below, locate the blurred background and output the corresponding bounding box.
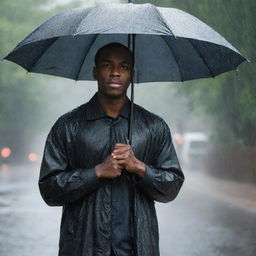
[0,0,255,255]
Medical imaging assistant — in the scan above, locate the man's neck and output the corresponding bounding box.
[97,93,126,119]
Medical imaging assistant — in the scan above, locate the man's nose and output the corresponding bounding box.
[110,66,120,76]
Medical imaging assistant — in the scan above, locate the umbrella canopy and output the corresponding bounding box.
[4,3,246,83]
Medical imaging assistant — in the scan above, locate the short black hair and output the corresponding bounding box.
[94,42,133,67]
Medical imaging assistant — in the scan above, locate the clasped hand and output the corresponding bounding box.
[95,143,145,179]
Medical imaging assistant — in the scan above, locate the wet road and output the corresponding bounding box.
[0,164,255,256]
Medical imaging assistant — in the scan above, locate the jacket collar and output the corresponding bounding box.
[86,93,130,121]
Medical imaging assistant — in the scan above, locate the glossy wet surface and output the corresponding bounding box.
[0,164,255,256]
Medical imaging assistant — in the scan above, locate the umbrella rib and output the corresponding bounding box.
[162,36,184,81]
[27,38,59,72]
[188,38,215,78]
[75,34,98,81]
[154,6,175,36]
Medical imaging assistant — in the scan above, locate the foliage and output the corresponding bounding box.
[134,0,256,145]
[0,0,78,154]
[0,1,44,149]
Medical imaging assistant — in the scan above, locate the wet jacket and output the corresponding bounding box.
[39,94,184,256]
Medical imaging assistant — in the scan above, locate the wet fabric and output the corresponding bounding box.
[5,3,246,82]
[111,172,135,256]
[109,116,135,255]
[39,93,184,256]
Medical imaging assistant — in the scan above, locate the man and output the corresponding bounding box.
[39,43,184,256]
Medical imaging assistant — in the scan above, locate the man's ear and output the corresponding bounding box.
[93,66,97,80]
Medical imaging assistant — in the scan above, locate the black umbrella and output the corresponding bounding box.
[4,2,246,142]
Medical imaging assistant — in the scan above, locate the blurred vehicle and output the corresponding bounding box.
[173,132,209,169]
[0,144,41,165]
[0,146,12,164]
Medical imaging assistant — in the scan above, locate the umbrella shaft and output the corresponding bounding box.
[128,34,135,144]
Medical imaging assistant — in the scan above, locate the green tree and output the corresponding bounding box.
[0,0,53,156]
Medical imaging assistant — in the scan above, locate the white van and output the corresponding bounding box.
[174,132,209,169]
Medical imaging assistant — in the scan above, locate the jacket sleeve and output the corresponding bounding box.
[38,119,100,206]
[135,120,184,203]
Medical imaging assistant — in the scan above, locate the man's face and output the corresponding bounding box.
[93,46,133,99]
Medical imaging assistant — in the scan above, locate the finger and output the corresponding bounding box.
[112,153,130,160]
[114,143,131,150]
[105,154,115,162]
[112,152,126,159]
[112,149,134,158]
[116,159,126,168]
[113,144,132,152]
[112,159,123,168]
[110,158,122,167]
[114,143,127,147]
[112,148,130,155]
[112,166,122,173]
[116,159,134,171]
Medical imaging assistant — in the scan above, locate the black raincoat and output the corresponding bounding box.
[39,94,184,256]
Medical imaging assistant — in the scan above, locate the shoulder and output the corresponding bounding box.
[51,102,89,134]
[133,103,170,132]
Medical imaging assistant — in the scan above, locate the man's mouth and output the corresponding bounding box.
[108,81,123,88]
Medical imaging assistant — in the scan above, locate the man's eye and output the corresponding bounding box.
[121,65,129,70]
[102,63,110,68]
